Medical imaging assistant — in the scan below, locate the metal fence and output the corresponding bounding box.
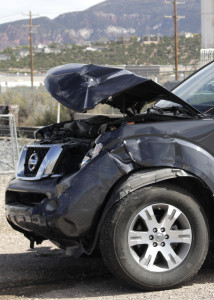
[0,114,19,174]
[200,49,214,67]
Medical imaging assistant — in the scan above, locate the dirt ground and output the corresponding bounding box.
[1,174,214,300]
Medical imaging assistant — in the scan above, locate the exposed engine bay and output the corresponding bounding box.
[31,106,197,177]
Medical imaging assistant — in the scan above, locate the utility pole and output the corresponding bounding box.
[23,11,39,88]
[165,1,185,81]
[29,11,34,88]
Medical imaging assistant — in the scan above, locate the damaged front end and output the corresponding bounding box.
[6,115,124,253]
[5,63,208,255]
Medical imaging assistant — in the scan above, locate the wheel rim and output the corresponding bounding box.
[128,203,192,272]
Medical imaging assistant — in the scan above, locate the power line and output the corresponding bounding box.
[0,12,23,20]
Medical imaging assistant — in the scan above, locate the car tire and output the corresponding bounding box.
[99,183,209,290]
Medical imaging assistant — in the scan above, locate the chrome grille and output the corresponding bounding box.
[24,147,50,176]
[16,144,63,180]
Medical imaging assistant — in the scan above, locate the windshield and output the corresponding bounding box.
[174,62,214,102]
[156,62,214,115]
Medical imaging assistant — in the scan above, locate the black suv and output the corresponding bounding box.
[5,62,214,290]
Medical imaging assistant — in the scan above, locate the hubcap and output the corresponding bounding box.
[154,232,165,243]
[128,203,192,272]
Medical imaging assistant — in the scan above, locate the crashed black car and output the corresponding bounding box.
[5,62,214,290]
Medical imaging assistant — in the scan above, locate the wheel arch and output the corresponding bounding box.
[88,167,214,254]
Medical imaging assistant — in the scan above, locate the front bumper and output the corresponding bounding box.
[5,175,65,241]
[5,151,124,247]
[6,203,49,237]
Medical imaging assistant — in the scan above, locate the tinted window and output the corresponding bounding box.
[173,62,214,114]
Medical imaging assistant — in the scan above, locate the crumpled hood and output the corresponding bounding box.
[44,63,199,115]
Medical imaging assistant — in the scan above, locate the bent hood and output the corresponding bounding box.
[44,63,199,115]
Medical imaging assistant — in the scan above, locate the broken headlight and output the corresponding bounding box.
[81,143,103,167]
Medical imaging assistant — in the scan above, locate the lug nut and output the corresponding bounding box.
[149,235,154,240]
[165,234,169,239]
[153,228,157,233]
[153,242,158,247]
[161,228,165,232]
[161,242,165,247]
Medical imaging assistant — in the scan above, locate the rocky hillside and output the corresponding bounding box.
[0,0,200,49]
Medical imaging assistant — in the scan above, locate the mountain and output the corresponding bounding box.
[0,0,201,49]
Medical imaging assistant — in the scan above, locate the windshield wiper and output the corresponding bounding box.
[149,104,197,119]
[169,105,209,119]
[147,105,164,115]
[165,105,192,116]
[204,106,214,116]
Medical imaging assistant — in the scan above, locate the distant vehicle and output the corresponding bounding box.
[5,62,214,290]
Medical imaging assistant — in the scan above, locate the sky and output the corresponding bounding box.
[0,0,105,24]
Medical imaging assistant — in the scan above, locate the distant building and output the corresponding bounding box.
[142,35,160,45]
[0,54,11,61]
[84,46,105,52]
[180,32,195,38]
[201,0,214,48]
[117,35,136,44]
[84,46,101,52]
[200,0,214,65]
[16,50,29,59]
[43,47,61,54]
[37,43,47,49]
[76,41,91,47]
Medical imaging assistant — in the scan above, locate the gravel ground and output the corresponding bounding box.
[0,137,34,174]
[1,174,214,300]
[0,139,17,172]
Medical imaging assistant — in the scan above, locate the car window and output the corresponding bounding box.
[155,62,214,114]
[173,62,214,107]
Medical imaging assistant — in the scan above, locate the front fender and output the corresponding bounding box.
[122,136,214,194]
[88,167,191,254]
[49,151,125,239]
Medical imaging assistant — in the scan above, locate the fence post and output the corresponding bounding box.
[0,114,19,174]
